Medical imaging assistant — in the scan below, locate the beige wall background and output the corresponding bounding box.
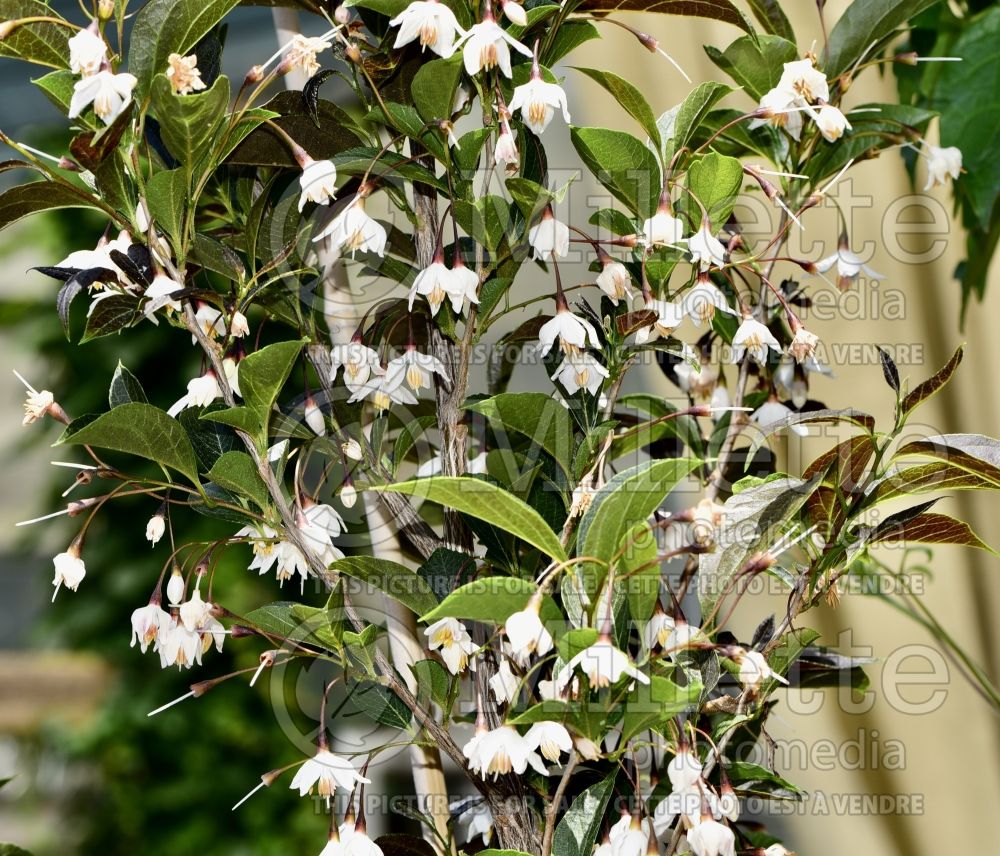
[566,3,1000,852]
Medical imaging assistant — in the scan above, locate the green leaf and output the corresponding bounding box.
[410,658,450,710]
[238,339,304,435]
[0,844,34,856]
[145,168,188,251]
[572,67,661,151]
[375,476,567,561]
[417,547,476,601]
[0,181,101,233]
[744,0,794,42]
[411,54,463,123]
[824,0,943,78]
[57,402,201,485]
[578,458,700,592]
[178,403,237,470]
[746,408,875,462]
[150,73,230,171]
[0,0,69,68]
[33,69,77,113]
[686,151,743,226]
[902,344,963,415]
[569,126,660,217]
[206,450,269,509]
[894,433,1000,484]
[934,7,1000,229]
[658,81,734,163]
[128,0,240,97]
[867,511,994,552]
[871,461,1000,504]
[575,0,756,37]
[544,20,600,66]
[329,556,439,617]
[704,34,798,101]
[242,601,340,649]
[699,477,819,619]
[81,294,142,342]
[419,576,560,624]
[199,405,260,436]
[349,680,412,729]
[466,392,576,476]
[620,522,661,624]
[109,362,148,408]
[620,673,703,741]
[552,773,616,856]
[478,851,534,856]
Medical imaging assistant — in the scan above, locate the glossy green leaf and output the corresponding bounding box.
[419,576,560,624]
[129,0,240,96]
[551,773,616,856]
[686,151,744,226]
[330,556,439,617]
[150,73,230,170]
[109,362,148,408]
[572,67,661,150]
[569,126,660,217]
[206,450,269,509]
[704,34,797,102]
[411,55,463,123]
[57,402,201,485]
[0,181,100,233]
[238,339,304,433]
[0,0,69,68]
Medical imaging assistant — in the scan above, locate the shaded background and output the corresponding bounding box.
[0,0,998,853]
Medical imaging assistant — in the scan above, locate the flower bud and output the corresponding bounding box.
[97,0,115,20]
[341,438,363,461]
[499,0,527,25]
[146,512,166,546]
[340,481,357,509]
[334,4,351,24]
[303,396,325,436]
[166,565,185,606]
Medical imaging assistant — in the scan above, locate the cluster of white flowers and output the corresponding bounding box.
[67,23,136,126]
[751,58,850,143]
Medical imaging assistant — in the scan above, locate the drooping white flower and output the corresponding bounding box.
[167,370,222,416]
[143,272,184,316]
[922,143,962,191]
[489,659,519,704]
[157,615,203,669]
[751,397,808,436]
[691,497,726,546]
[451,797,493,846]
[788,324,820,363]
[314,198,387,257]
[223,356,242,398]
[303,500,346,541]
[463,725,548,779]
[347,366,419,413]
[736,649,789,692]
[665,620,704,655]
[54,230,133,279]
[387,346,450,392]
[456,17,532,77]
[165,52,206,95]
[509,75,571,135]
[595,258,633,304]
[528,208,570,261]
[408,260,455,316]
[643,209,685,247]
[608,819,648,856]
[498,0,527,25]
[298,158,338,211]
[341,827,383,856]
[555,637,649,691]
[811,103,850,142]
[552,351,609,396]
[282,33,333,78]
[525,721,572,763]
[130,601,170,654]
[681,277,735,325]
[815,243,884,288]
[537,309,601,356]
[731,316,781,365]
[504,597,553,665]
[389,0,463,58]
[686,218,727,270]
[52,546,86,600]
[448,258,480,313]
[718,784,740,822]
[686,818,735,856]
[146,512,166,545]
[303,396,325,435]
[425,617,477,674]
[642,609,675,650]
[778,58,829,104]
[635,298,685,345]
[68,70,137,125]
[330,341,380,390]
[750,86,804,140]
[494,124,519,167]
[68,27,107,77]
[667,745,704,791]
[289,748,370,797]
[179,587,212,632]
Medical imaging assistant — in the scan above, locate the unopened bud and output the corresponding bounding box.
[303,396,325,436]
[230,624,257,638]
[345,42,361,64]
[166,565,185,606]
[58,156,82,172]
[340,481,357,509]
[334,4,351,24]
[895,51,919,66]
[341,438,363,461]
[499,0,527,26]
[245,65,264,85]
[146,511,166,546]
[97,0,115,20]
